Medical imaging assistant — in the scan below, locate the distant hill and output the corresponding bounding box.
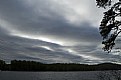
[0,60,121,71]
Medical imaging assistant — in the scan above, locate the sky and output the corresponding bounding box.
[0,0,121,64]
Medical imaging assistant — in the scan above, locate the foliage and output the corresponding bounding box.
[96,0,121,52]
[0,60,121,71]
[96,0,112,8]
[0,60,5,70]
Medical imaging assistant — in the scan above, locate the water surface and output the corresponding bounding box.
[0,71,99,80]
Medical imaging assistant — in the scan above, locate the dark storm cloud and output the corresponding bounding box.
[0,0,120,64]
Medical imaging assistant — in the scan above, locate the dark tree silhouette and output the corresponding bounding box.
[96,0,112,8]
[96,0,121,52]
[0,60,5,70]
[0,60,121,71]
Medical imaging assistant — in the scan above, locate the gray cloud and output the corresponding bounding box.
[0,26,84,63]
[0,0,101,43]
[0,0,121,64]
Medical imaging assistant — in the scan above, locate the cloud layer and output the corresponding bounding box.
[0,0,121,64]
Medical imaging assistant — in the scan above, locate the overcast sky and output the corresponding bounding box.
[0,0,121,64]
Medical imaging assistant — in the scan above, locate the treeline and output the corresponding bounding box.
[0,60,121,71]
